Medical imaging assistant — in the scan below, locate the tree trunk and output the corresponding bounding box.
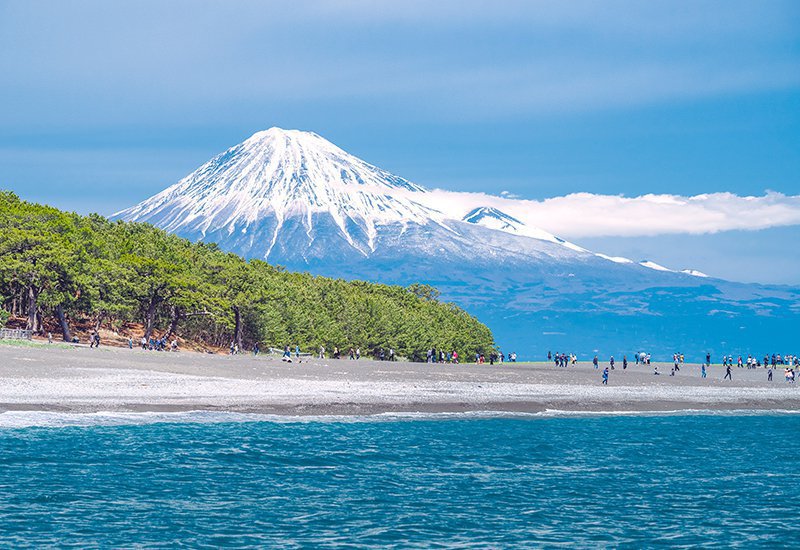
[26,285,38,332]
[94,312,105,332]
[143,297,158,341]
[55,304,72,342]
[233,305,243,350]
[164,306,182,340]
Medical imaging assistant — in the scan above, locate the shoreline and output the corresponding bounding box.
[2,342,798,418]
[2,407,799,431]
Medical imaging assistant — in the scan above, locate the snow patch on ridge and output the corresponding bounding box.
[681,269,709,278]
[640,260,673,272]
[596,253,635,264]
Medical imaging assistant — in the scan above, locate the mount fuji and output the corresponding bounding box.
[115,128,800,360]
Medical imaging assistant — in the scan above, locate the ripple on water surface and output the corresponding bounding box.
[0,414,798,546]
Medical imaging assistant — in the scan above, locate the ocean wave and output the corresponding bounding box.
[1,408,799,429]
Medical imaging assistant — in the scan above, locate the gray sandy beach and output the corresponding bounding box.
[0,343,798,415]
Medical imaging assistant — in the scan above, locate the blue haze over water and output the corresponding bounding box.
[1,414,798,547]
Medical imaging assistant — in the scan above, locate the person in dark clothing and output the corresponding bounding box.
[602,367,609,385]
[622,355,628,370]
[593,356,599,369]
[724,364,732,380]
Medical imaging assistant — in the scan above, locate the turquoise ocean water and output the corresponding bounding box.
[1,413,798,547]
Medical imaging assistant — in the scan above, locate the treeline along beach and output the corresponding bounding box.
[0,192,494,359]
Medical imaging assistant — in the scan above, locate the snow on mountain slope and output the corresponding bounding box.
[115,128,453,257]
[595,253,634,264]
[460,206,588,252]
[463,207,524,233]
[681,269,709,278]
[640,260,673,272]
[115,128,592,262]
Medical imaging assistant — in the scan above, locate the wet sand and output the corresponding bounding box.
[0,343,798,415]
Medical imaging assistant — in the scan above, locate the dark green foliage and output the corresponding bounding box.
[0,192,494,358]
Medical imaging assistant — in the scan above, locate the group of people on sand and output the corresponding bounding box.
[550,352,576,367]
[428,348,457,363]
[142,335,178,352]
[720,353,799,368]
[474,351,516,364]
[275,344,399,362]
[593,350,800,384]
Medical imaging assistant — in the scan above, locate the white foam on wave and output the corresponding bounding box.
[1,408,798,429]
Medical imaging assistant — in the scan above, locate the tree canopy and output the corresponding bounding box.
[0,192,495,359]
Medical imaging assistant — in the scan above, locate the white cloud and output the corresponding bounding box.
[412,189,800,238]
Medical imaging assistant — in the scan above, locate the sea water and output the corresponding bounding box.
[0,413,798,547]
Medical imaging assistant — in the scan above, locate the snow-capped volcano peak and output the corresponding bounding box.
[114,128,443,256]
[115,128,601,262]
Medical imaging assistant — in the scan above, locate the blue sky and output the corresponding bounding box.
[1,0,798,283]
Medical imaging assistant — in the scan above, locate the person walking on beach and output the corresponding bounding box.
[593,355,599,369]
[724,363,732,380]
[768,367,773,381]
[701,363,707,378]
[602,367,609,385]
[706,353,711,367]
[623,355,628,370]
[609,356,615,370]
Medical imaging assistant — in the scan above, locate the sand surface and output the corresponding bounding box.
[0,343,798,415]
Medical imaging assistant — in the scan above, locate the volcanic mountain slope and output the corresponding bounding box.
[115,129,800,359]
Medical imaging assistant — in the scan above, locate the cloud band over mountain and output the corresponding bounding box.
[419,190,800,238]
